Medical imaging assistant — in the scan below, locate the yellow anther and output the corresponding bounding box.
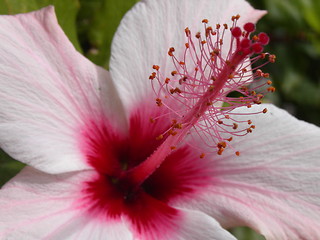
[205,26,213,37]
[217,141,227,148]
[267,87,276,92]
[269,54,276,63]
[231,14,240,21]
[170,131,178,136]
[217,148,224,155]
[168,47,175,56]
[252,35,259,41]
[256,69,263,77]
[156,98,162,106]
[170,87,182,94]
[171,70,178,76]
[210,76,216,81]
[179,76,187,85]
[156,134,164,140]
[185,27,191,37]
[152,65,160,70]
[260,53,266,59]
[227,137,233,142]
[149,72,156,80]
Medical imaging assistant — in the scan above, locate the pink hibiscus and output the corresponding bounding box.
[0,0,320,239]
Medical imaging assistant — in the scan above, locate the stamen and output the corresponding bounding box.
[150,17,275,153]
[149,117,155,123]
[127,16,275,189]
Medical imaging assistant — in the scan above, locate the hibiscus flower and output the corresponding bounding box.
[0,0,320,239]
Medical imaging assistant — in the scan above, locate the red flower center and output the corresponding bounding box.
[79,102,211,238]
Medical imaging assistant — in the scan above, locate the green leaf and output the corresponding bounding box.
[230,227,266,240]
[78,0,139,67]
[0,0,81,52]
[0,150,24,187]
[300,0,320,33]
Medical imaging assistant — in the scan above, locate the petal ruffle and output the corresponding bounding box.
[110,0,266,112]
[0,7,126,173]
[174,104,320,239]
[0,167,133,240]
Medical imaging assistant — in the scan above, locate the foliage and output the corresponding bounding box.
[0,0,81,51]
[249,0,320,126]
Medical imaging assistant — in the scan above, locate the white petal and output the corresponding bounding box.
[0,7,126,173]
[110,0,266,112]
[174,104,320,239]
[170,209,237,240]
[0,167,133,240]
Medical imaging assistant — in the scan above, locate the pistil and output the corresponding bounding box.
[124,16,275,190]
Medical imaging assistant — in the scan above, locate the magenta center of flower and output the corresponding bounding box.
[80,103,211,238]
[80,16,274,238]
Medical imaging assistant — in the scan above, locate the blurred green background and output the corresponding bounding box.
[1,0,319,239]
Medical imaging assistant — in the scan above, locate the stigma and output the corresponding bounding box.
[150,15,276,156]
